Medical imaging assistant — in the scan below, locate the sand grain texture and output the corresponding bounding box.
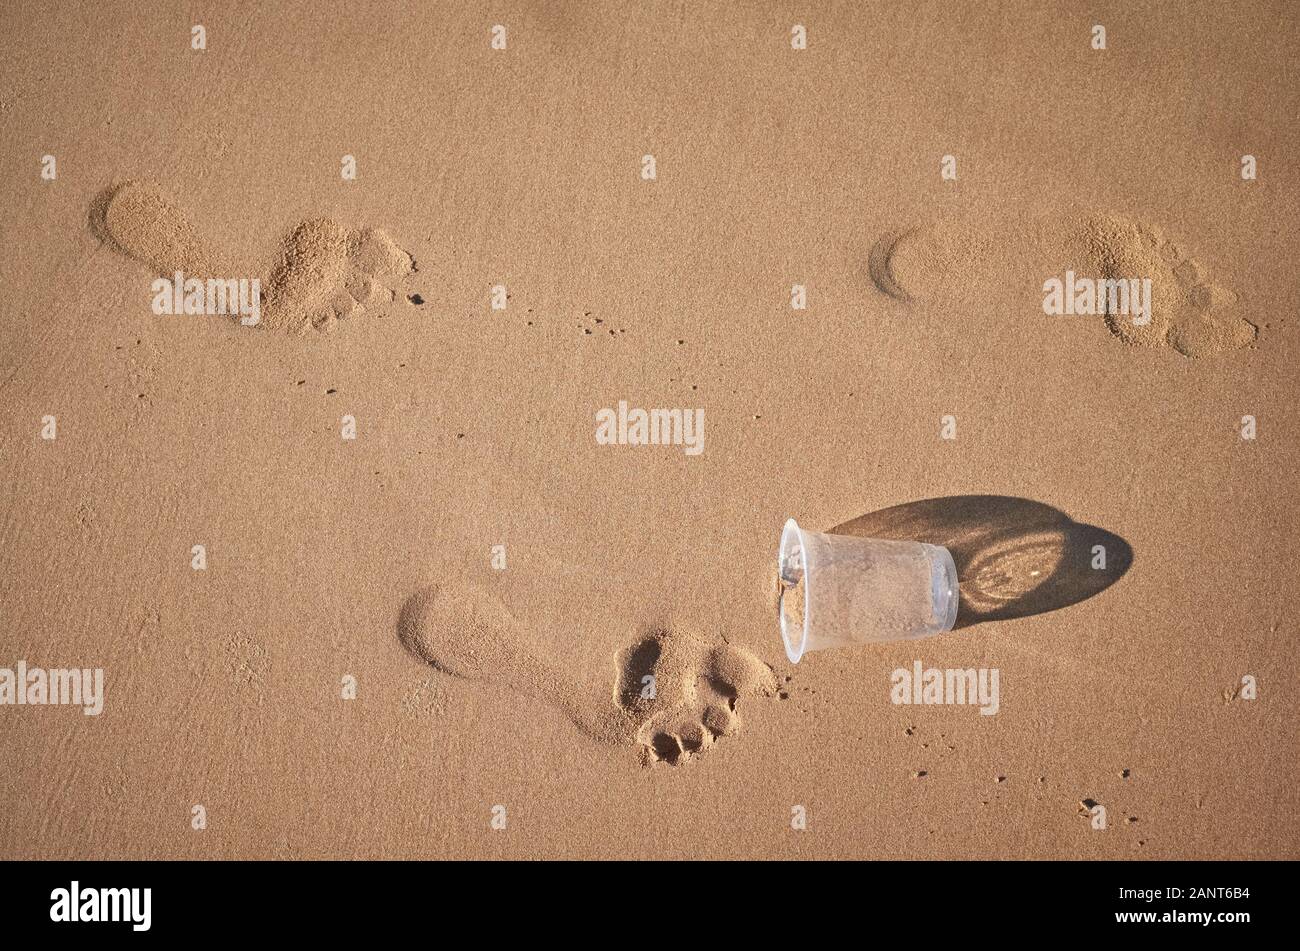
[0,0,1297,860]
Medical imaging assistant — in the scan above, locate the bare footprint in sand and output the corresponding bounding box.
[869,214,1257,359]
[397,582,777,766]
[612,629,778,764]
[91,180,415,333]
[869,224,983,303]
[1072,215,1257,358]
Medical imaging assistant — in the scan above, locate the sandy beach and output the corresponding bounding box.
[1,0,1297,859]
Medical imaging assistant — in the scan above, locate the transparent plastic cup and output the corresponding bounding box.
[778,518,959,663]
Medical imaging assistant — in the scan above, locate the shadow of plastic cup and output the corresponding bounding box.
[778,518,960,663]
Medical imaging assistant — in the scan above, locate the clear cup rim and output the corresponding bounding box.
[779,518,809,664]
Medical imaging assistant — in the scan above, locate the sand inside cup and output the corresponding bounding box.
[779,572,806,646]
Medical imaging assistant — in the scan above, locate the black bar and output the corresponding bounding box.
[0,860,1284,937]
